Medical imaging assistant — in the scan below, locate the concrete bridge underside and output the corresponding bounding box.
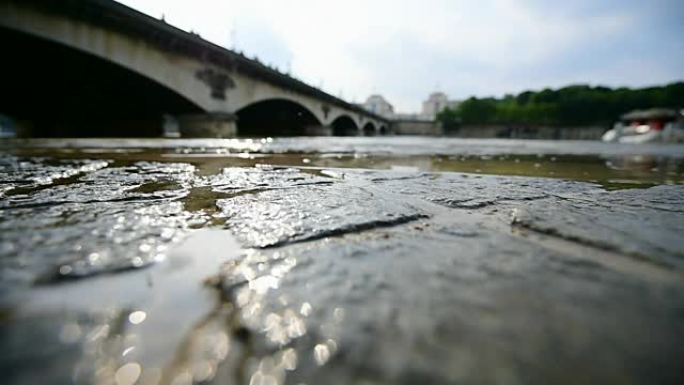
[0,1,388,137]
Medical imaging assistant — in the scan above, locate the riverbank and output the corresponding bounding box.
[445,124,607,139]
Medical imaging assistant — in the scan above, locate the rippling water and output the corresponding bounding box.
[4,137,684,189]
[1,137,683,385]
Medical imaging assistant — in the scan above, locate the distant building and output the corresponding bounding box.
[362,92,459,121]
[362,95,394,118]
[421,92,460,120]
[360,92,460,136]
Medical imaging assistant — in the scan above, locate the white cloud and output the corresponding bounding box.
[118,0,681,112]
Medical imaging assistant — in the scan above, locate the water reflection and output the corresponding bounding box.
[5,138,682,190]
[602,154,682,189]
[114,362,141,385]
[2,230,243,385]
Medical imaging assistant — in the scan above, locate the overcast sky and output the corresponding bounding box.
[119,0,683,112]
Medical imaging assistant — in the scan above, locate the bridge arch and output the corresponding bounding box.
[0,26,204,137]
[331,115,359,136]
[362,122,376,136]
[235,98,322,137]
[379,125,389,135]
[0,5,223,113]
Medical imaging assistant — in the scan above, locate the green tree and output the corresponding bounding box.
[436,107,460,132]
[447,81,683,127]
[459,97,497,124]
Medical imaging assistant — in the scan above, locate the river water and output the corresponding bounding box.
[1,137,683,385]
[5,137,684,188]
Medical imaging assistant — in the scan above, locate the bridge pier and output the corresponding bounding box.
[177,113,237,138]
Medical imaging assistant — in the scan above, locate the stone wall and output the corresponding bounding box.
[446,125,608,140]
[392,120,443,136]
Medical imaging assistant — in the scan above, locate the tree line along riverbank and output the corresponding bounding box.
[437,82,684,133]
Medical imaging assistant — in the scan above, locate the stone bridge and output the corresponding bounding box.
[0,0,389,137]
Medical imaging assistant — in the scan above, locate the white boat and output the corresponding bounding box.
[602,108,684,143]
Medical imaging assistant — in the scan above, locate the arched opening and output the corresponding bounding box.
[379,125,389,135]
[0,27,204,137]
[331,115,358,136]
[362,122,376,136]
[236,99,321,137]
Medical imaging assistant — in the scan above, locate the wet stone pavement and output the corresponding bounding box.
[0,153,683,385]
